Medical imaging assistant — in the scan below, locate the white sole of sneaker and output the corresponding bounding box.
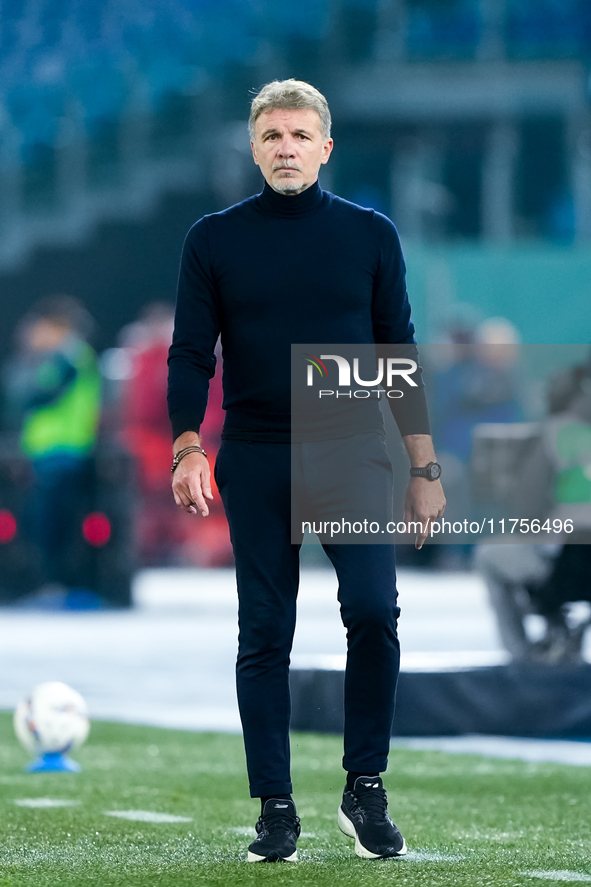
[337,805,407,860]
[247,850,298,862]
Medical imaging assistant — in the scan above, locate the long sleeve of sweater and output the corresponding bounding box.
[371,213,430,437]
[167,219,220,441]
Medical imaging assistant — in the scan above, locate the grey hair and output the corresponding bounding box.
[249,79,332,141]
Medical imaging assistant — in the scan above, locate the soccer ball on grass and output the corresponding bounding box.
[14,681,90,772]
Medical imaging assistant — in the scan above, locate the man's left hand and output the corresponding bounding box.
[403,478,446,550]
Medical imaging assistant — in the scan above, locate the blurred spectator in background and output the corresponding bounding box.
[119,302,176,503]
[476,352,591,663]
[4,296,101,592]
[433,314,523,465]
[429,312,523,567]
[118,302,231,566]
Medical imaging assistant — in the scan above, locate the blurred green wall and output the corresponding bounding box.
[404,243,591,344]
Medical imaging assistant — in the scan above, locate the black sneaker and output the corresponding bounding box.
[338,776,407,859]
[247,799,301,862]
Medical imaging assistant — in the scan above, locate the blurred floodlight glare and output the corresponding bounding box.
[82,513,112,548]
[0,510,18,544]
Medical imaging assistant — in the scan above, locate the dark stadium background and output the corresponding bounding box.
[1,0,590,352]
[0,1,590,667]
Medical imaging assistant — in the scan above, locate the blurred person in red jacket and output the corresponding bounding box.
[120,302,230,566]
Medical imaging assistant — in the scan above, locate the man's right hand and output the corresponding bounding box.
[171,433,214,517]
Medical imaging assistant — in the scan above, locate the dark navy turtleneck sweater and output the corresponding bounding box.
[167,179,430,442]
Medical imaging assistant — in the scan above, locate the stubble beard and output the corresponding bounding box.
[273,180,307,194]
[272,167,306,195]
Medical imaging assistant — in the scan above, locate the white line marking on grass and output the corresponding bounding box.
[14,798,81,808]
[105,810,192,823]
[405,850,465,862]
[521,872,591,882]
[391,735,591,768]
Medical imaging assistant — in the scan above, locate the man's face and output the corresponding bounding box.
[27,319,70,352]
[250,108,333,195]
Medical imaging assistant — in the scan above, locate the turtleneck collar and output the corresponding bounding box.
[257,179,323,217]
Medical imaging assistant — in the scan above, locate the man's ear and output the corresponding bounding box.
[251,140,259,167]
[321,138,334,165]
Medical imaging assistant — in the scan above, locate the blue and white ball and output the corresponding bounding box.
[14,682,90,755]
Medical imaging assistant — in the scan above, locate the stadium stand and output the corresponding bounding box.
[2,0,591,273]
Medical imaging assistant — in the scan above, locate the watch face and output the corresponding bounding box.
[428,462,441,480]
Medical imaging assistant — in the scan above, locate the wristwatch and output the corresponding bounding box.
[410,461,442,481]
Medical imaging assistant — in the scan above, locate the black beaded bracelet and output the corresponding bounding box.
[171,445,208,473]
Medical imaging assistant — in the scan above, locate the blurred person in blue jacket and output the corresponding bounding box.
[428,314,523,568]
[6,296,101,591]
[432,315,523,465]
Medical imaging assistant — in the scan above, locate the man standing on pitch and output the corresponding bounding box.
[168,80,445,862]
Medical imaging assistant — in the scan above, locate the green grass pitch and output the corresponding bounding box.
[1,712,591,886]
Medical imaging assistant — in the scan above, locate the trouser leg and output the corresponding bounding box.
[323,543,400,774]
[29,457,92,586]
[299,433,399,774]
[215,440,300,798]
